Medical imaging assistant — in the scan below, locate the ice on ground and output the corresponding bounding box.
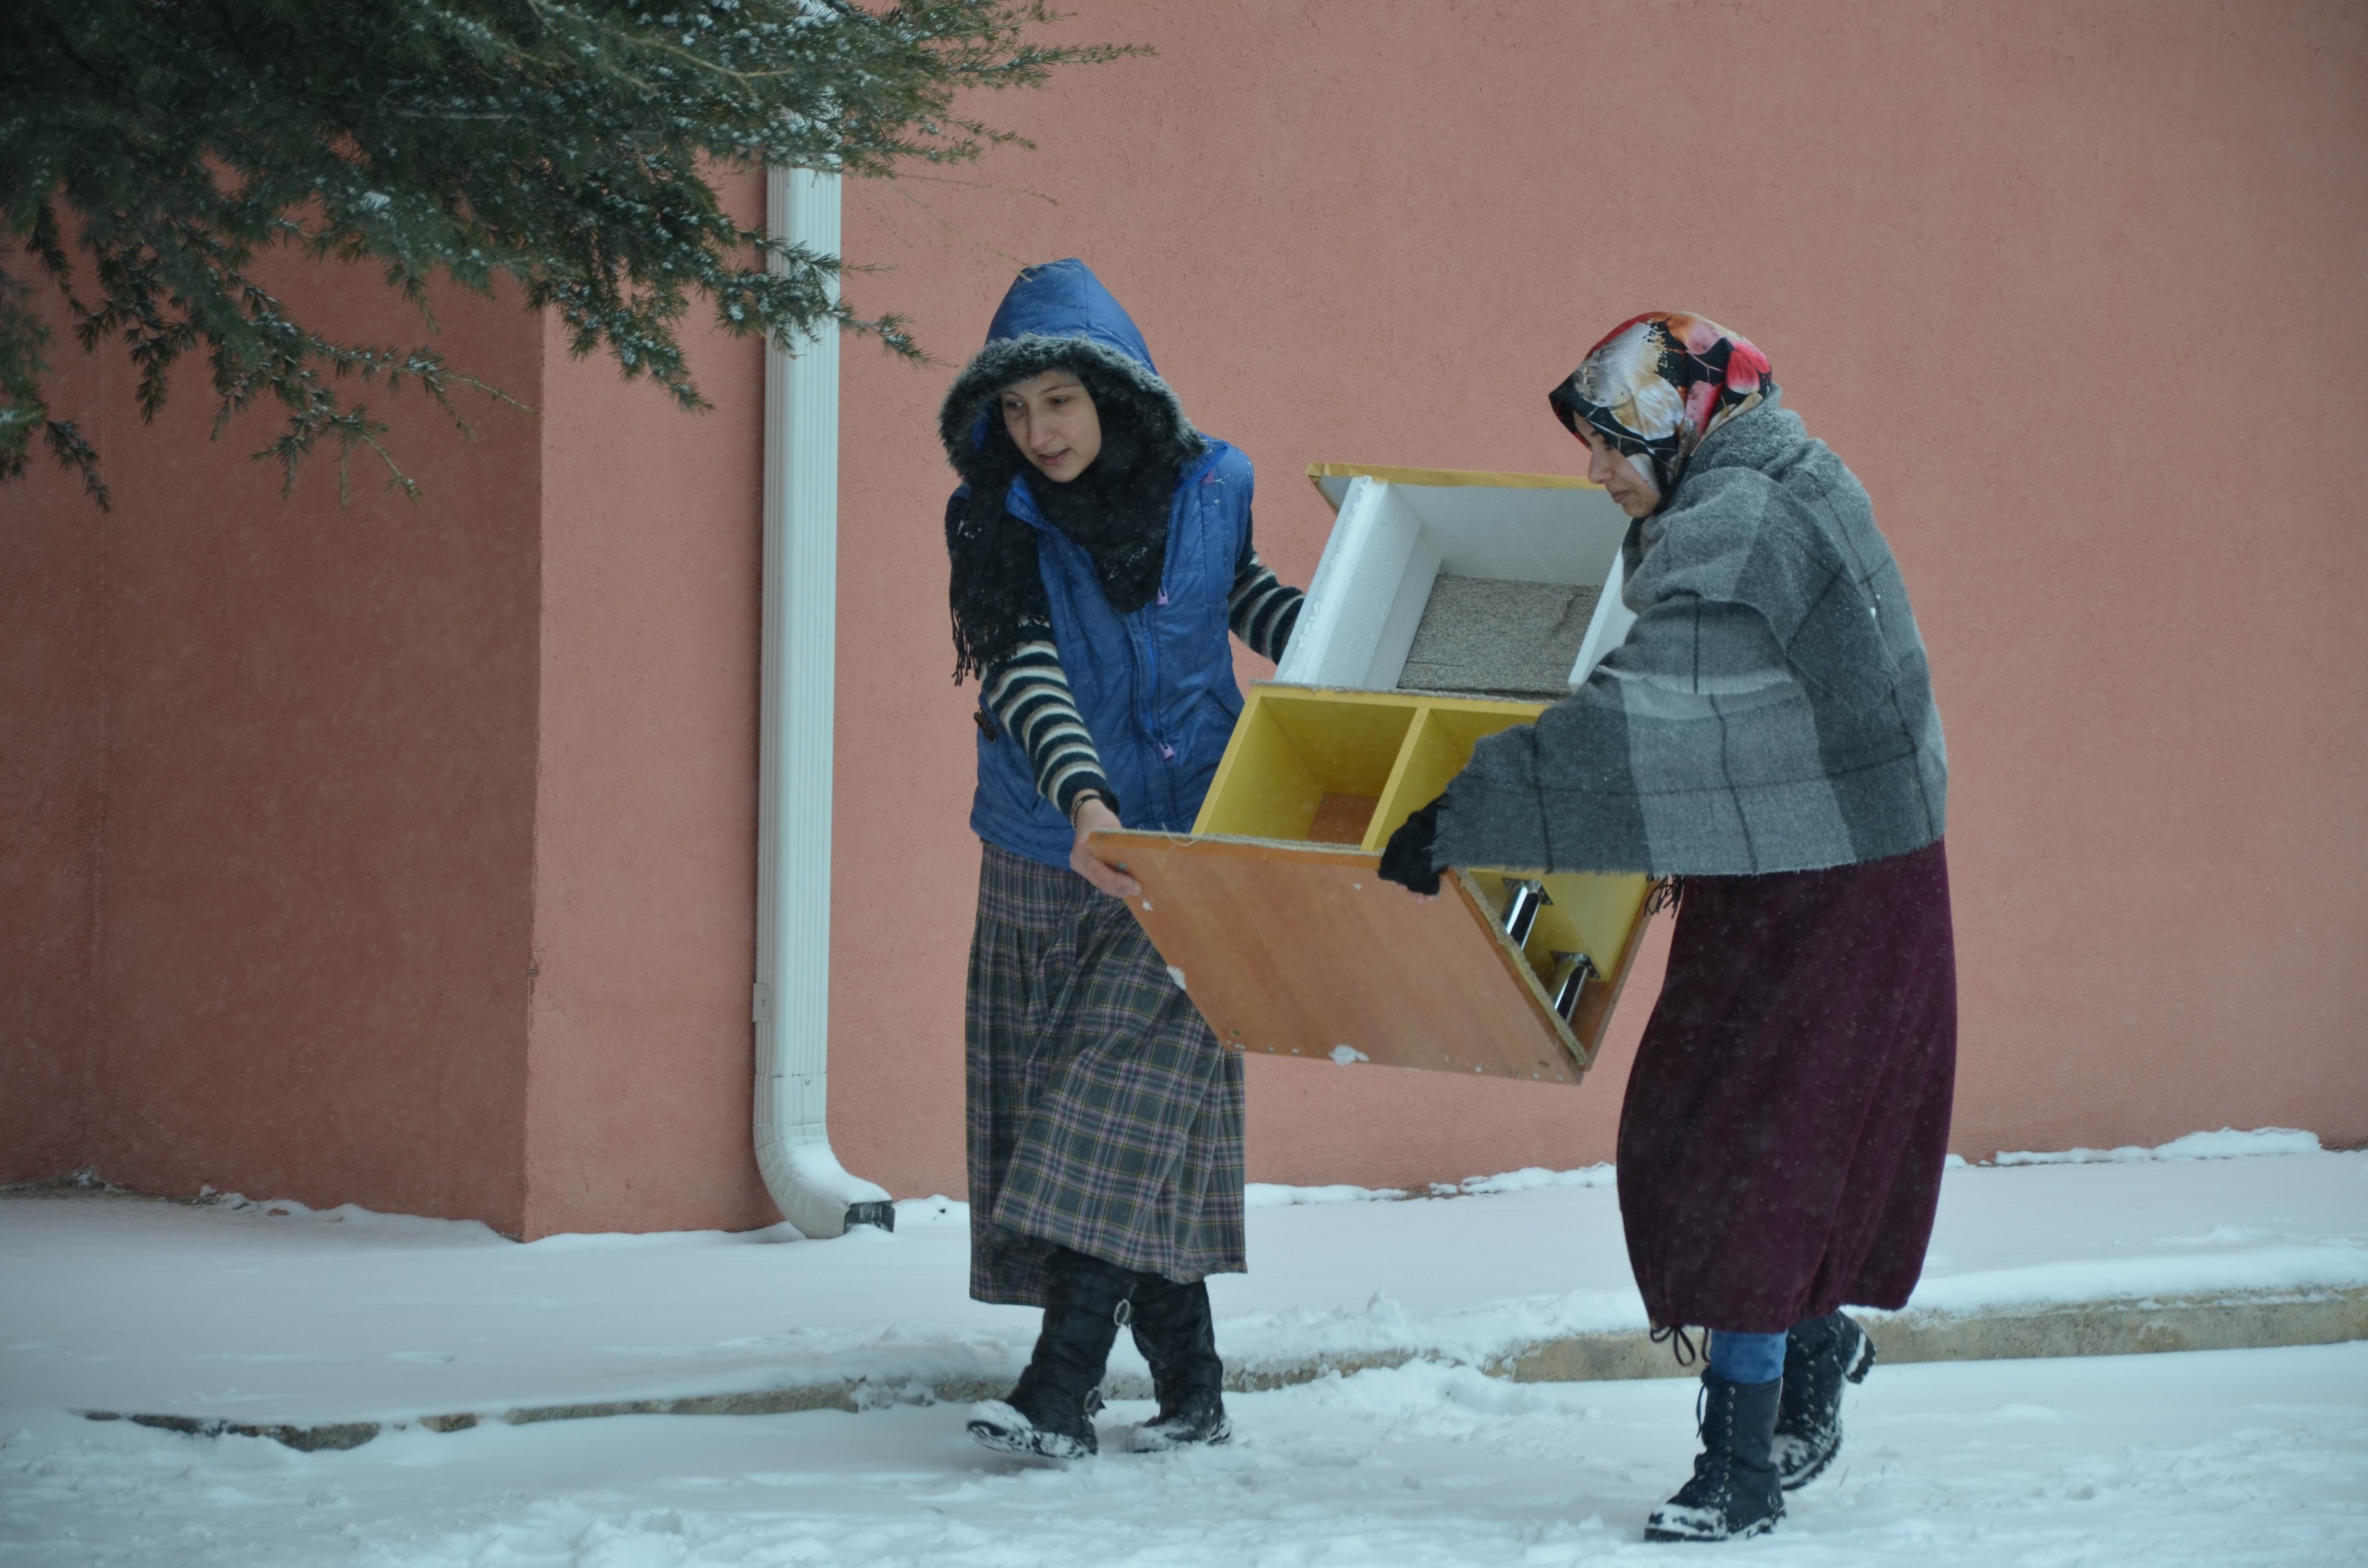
[3,1345,2363,1567]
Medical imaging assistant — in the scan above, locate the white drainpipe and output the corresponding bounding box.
[752,166,893,1237]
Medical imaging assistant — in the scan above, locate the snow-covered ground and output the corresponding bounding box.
[2,1132,2364,1563]
[6,1346,2365,1566]
[3,1133,2362,1426]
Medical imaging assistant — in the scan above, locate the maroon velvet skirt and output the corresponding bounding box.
[1616,838,1957,1334]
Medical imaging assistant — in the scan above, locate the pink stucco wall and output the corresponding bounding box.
[7,1,2362,1232]
[0,178,781,1237]
[0,400,103,1179]
[521,170,779,1235]
[2,264,545,1225]
[0,243,777,1235]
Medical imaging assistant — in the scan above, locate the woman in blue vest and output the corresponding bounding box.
[938,260,1303,1459]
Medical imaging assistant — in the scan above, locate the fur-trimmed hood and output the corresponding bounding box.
[940,260,1209,684]
[936,259,1202,490]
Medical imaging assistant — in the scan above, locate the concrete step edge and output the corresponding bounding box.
[75,1284,2368,1452]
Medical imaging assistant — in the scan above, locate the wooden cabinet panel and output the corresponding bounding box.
[1086,832,1592,1084]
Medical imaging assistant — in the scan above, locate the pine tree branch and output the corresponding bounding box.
[0,0,1145,507]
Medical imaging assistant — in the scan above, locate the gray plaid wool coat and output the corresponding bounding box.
[1433,392,1947,877]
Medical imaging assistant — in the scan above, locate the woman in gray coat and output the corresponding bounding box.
[1380,313,1955,1544]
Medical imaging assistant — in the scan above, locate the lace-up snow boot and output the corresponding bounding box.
[1772,1311,1876,1490]
[968,1248,1140,1459]
[1643,1372,1785,1543]
[1124,1274,1230,1452]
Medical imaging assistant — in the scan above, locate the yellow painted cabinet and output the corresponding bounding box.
[1093,465,1656,1087]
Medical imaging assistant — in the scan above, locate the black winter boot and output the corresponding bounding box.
[1643,1372,1785,1543]
[968,1248,1140,1459]
[1124,1274,1230,1452]
[1772,1311,1876,1490]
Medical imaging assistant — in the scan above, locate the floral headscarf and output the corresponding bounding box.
[1549,313,1772,494]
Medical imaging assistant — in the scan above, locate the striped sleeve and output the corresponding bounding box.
[981,639,1115,821]
[1229,549,1303,662]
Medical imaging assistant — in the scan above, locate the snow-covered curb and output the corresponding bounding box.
[8,1127,2361,1448]
[80,1276,2368,1453]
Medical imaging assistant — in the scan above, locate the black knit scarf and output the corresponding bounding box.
[1027,415,1182,617]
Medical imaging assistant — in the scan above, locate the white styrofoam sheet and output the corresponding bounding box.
[1281,476,1634,692]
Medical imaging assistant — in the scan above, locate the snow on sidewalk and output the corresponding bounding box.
[3,1131,2361,1427]
[5,1345,2366,1566]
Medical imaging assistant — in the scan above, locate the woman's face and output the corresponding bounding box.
[1001,370,1101,484]
[1582,428,1663,518]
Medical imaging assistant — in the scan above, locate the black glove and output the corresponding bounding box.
[1378,797,1446,895]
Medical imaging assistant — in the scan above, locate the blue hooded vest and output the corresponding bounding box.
[941,261,1253,868]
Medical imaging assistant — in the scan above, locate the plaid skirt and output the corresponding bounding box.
[966,843,1247,1306]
